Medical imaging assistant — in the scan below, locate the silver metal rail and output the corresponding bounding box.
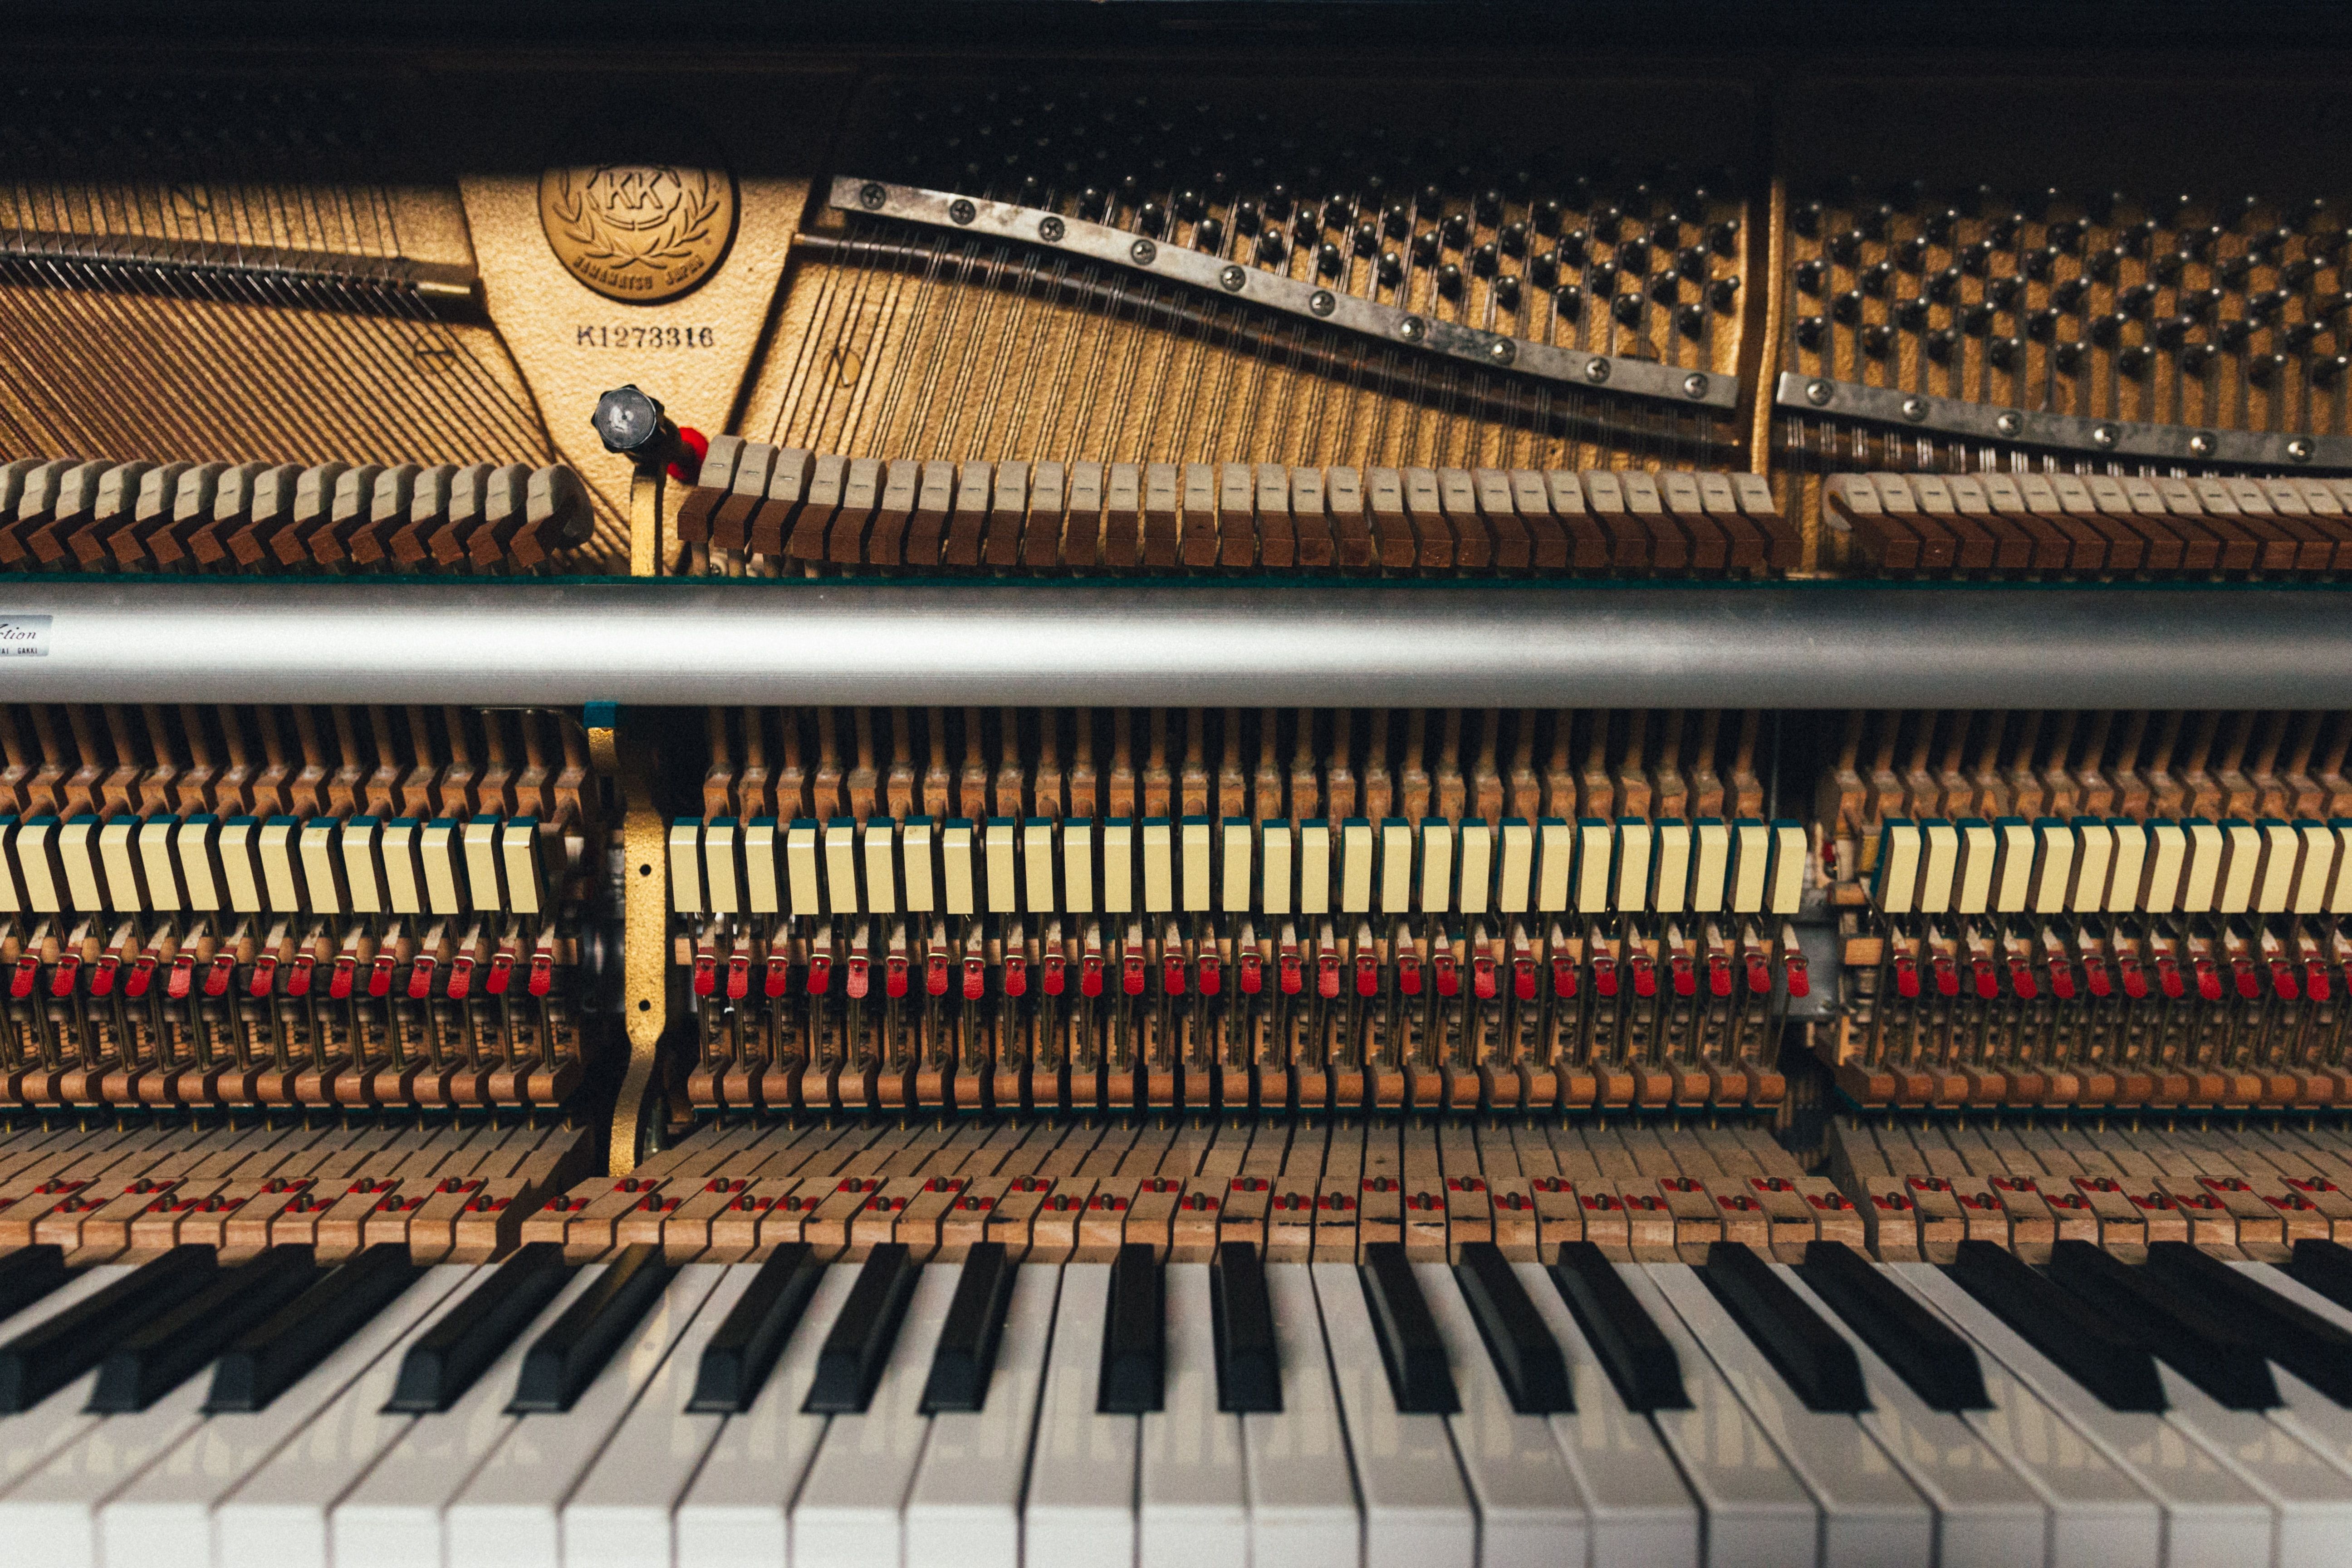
[1,581,2344,709]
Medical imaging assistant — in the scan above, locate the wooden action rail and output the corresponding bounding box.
[523,1112,1858,1267]
[0,455,593,575]
[0,1118,592,1265]
[692,706,1771,833]
[1826,1117,2352,1264]
[675,439,1797,577]
[1824,470,2352,577]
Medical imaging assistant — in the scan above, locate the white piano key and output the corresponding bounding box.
[1141,1263,1248,1568]
[216,1265,512,1568]
[1868,1267,2158,1568]
[1648,1261,1931,1568]
[0,1337,222,1568]
[1308,1261,1474,1568]
[675,1262,860,1568]
[791,1263,958,1568]
[1511,1260,1699,1568]
[2148,1357,2352,1568]
[2229,1264,2352,1481]
[330,1263,609,1568]
[1241,1265,1360,1568]
[906,1264,1061,1568]
[1607,1264,1817,1568]
[560,1265,766,1568]
[1024,1263,1138,1568]
[443,1265,724,1568]
[0,1266,132,1492]
[1772,1263,2048,1568]
[1891,1263,2269,1568]
[100,1264,478,1568]
[1417,1260,1593,1568]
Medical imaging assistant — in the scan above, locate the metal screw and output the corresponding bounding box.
[1684,372,1710,399]
[2189,431,2215,458]
[1399,316,1426,342]
[1805,378,1833,406]
[1130,238,1157,265]
[1994,411,2022,438]
[2289,438,2315,463]
[1488,338,1515,365]
[1585,358,1612,384]
[1901,397,1927,423]
[948,198,975,226]
[1220,265,1246,293]
[1039,215,1065,242]
[1310,289,1336,318]
[859,182,887,211]
[2091,424,2117,449]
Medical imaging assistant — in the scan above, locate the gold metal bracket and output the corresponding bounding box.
[628,467,666,578]
[610,730,670,1175]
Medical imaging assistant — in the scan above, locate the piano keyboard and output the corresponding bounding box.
[9,1225,2352,1567]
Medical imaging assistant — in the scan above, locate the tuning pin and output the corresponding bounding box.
[2045,217,2084,252]
[1960,301,1995,337]
[2247,350,2289,386]
[1825,228,1864,265]
[1436,261,1465,297]
[2117,343,2156,378]
[1927,265,1963,304]
[2053,339,2087,374]
[1984,275,2021,309]
[2049,276,2090,314]
[1794,314,1826,350]
[1987,335,2024,369]
[2022,245,2063,279]
[1135,201,1165,235]
[1494,274,1523,309]
[1611,291,1645,326]
[2216,317,2253,349]
[1709,219,1740,256]
[1859,259,1894,295]
[1707,275,1740,309]
[2219,252,2254,287]
[1831,288,1864,325]
[1795,258,1828,296]
[1470,240,1499,277]
[1925,327,1960,363]
[1191,216,1224,251]
[1475,188,1504,222]
[1791,199,1825,238]
[2180,341,2220,373]
[1553,283,1585,318]
[1529,250,1559,287]
[1960,240,1995,276]
[1859,322,1893,358]
[2312,353,2349,387]
[1498,220,1529,257]
[1256,230,1287,265]
[1262,183,1293,220]
[2087,311,2126,348]
[1674,301,1705,336]
[2155,314,2193,348]
[1587,260,1620,294]
[1440,211,1470,248]
[1894,236,1929,272]
[1893,296,1930,331]
[1411,229,1440,265]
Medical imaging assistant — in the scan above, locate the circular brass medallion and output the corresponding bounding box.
[539,142,737,304]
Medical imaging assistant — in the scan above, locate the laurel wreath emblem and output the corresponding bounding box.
[540,158,737,303]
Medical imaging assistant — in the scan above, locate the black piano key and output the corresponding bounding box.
[1700,1240,1869,1414]
[692,1243,823,1414]
[1357,1241,1457,1416]
[206,1244,425,1412]
[1798,1239,1989,1413]
[2146,1241,2352,1406]
[2045,1240,2279,1411]
[384,1241,568,1413]
[1947,1239,2166,1413]
[2288,1238,2352,1315]
[0,1245,69,1326]
[0,1245,218,1412]
[1548,1241,1687,1413]
[1210,1241,1281,1415]
[1454,1241,1572,1415]
[1098,1242,1166,1415]
[919,1242,1016,1415]
[87,1246,321,1414]
[507,1243,675,1414]
[804,1242,920,1414]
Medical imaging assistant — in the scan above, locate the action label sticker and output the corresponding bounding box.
[0,616,52,657]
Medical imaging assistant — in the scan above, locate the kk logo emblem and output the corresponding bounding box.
[539,129,737,304]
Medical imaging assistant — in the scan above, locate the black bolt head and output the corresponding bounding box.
[592,385,665,457]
